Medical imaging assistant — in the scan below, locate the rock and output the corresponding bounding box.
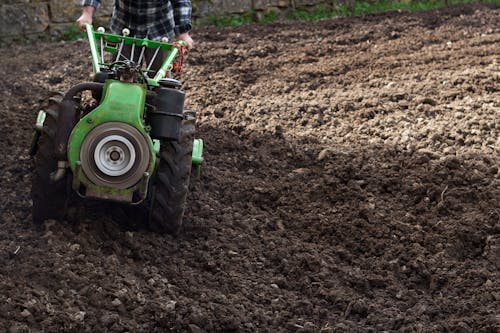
[483,236,500,268]
[20,309,31,318]
[136,292,146,304]
[73,311,86,322]
[49,0,81,23]
[390,93,407,102]
[417,97,438,106]
[454,321,472,333]
[100,313,119,326]
[111,298,122,307]
[252,186,266,193]
[189,324,203,333]
[417,148,439,159]
[8,326,21,333]
[222,0,252,13]
[214,109,225,118]
[50,0,114,23]
[470,169,483,182]
[0,3,49,36]
[300,321,317,333]
[318,148,334,161]
[294,168,309,174]
[443,147,456,155]
[443,156,461,169]
[165,300,176,312]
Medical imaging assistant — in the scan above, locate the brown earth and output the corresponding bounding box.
[0,4,499,332]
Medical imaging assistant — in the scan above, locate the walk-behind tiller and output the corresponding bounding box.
[30,24,203,234]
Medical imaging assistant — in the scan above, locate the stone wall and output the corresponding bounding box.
[0,0,334,42]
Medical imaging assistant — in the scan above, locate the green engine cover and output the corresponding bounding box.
[67,80,156,191]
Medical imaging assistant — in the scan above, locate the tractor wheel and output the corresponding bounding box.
[31,94,71,224]
[148,114,195,235]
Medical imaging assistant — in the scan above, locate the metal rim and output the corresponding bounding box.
[93,134,136,177]
[80,122,150,189]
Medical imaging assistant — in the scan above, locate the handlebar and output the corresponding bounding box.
[85,24,187,85]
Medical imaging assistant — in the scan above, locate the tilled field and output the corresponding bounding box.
[0,4,499,332]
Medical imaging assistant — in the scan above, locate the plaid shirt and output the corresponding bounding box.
[82,0,192,40]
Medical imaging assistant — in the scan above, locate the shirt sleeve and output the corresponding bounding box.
[171,0,192,35]
[82,0,101,8]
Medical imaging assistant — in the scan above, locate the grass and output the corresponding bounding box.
[207,9,279,27]
[207,11,257,27]
[205,0,500,27]
[61,25,86,41]
[287,0,499,20]
[261,10,280,23]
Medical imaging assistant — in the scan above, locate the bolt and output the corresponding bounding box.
[110,151,120,161]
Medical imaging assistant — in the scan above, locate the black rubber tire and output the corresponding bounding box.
[148,113,195,235]
[31,94,70,224]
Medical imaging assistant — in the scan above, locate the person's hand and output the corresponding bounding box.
[76,6,95,32]
[176,32,194,50]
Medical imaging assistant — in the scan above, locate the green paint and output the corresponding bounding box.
[35,110,46,131]
[72,161,150,202]
[67,80,156,187]
[85,24,101,73]
[62,25,86,41]
[86,23,183,84]
[192,138,204,165]
[147,78,160,87]
[153,47,179,81]
[153,139,160,155]
[69,25,201,200]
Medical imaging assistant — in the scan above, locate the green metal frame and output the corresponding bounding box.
[61,25,204,201]
[85,24,183,86]
[85,24,203,165]
[192,139,204,165]
[35,110,46,131]
[67,80,156,197]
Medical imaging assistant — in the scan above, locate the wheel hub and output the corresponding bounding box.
[80,122,150,189]
[94,134,135,177]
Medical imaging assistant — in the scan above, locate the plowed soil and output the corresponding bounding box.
[0,4,499,332]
